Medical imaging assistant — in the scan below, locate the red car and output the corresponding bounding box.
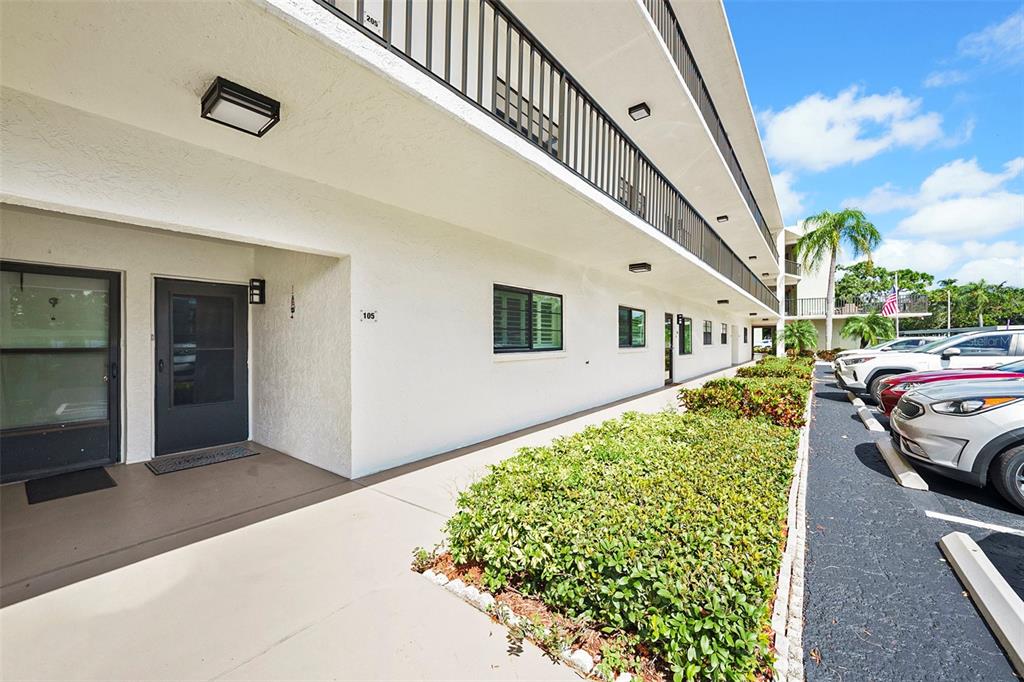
[877,359,1024,415]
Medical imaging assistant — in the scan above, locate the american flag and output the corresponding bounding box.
[881,285,899,317]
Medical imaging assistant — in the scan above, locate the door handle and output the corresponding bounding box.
[158,358,165,373]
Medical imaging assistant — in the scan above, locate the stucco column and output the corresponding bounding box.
[775,232,786,357]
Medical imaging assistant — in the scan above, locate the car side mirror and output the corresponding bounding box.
[941,347,961,359]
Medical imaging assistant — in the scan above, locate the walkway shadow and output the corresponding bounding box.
[976,533,1024,601]
[853,441,894,479]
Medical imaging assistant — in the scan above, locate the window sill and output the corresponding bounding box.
[493,351,568,363]
[617,347,648,354]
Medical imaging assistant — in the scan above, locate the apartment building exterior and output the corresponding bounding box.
[760,224,931,351]
[0,0,784,482]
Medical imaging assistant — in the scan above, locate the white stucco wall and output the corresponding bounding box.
[251,248,351,475]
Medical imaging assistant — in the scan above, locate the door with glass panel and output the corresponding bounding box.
[154,279,247,455]
[0,262,120,482]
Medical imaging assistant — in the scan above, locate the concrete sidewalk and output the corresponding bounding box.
[0,364,747,681]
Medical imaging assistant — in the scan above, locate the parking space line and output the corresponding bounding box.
[926,510,1024,537]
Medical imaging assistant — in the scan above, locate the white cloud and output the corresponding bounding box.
[760,86,945,172]
[848,238,1024,287]
[958,9,1024,66]
[843,156,1024,232]
[923,70,968,88]
[898,192,1024,239]
[953,256,1024,287]
[771,171,806,224]
[869,239,959,272]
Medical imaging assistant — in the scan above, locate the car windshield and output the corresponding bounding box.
[862,341,890,350]
[915,334,969,353]
[997,359,1024,372]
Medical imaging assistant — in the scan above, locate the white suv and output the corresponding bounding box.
[834,337,930,360]
[835,329,1024,402]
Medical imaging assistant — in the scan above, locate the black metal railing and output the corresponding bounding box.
[784,259,801,276]
[640,0,777,260]
[314,0,778,311]
[785,294,930,317]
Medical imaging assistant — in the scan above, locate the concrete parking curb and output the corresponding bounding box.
[846,392,885,431]
[771,390,812,682]
[939,532,1024,675]
[875,439,929,491]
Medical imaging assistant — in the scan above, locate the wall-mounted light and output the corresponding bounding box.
[716,215,729,223]
[249,278,266,304]
[628,262,652,273]
[749,312,758,316]
[202,77,280,137]
[628,102,651,121]
[762,272,771,277]
[716,299,729,305]
[748,256,757,260]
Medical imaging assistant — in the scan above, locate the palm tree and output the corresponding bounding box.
[793,209,882,349]
[841,313,895,348]
[962,280,990,327]
[784,320,818,355]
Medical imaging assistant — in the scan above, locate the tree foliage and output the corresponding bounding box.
[841,313,895,347]
[783,320,818,353]
[835,262,934,300]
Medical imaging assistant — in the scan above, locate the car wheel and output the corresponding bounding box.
[869,372,900,405]
[991,444,1024,513]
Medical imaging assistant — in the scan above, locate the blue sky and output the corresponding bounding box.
[726,0,1024,286]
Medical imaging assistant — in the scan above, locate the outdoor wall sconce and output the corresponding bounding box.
[716,299,729,304]
[249,278,266,304]
[201,77,280,137]
[628,262,652,273]
[762,272,771,277]
[628,102,651,121]
[716,215,729,223]
[749,312,758,316]
[748,256,757,260]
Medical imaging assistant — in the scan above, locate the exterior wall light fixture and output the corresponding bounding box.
[716,299,729,305]
[629,262,652,273]
[249,278,266,304]
[716,215,729,223]
[202,77,280,137]
[628,103,651,121]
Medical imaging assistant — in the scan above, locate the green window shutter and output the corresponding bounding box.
[493,287,529,351]
[631,309,645,347]
[531,293,563,350]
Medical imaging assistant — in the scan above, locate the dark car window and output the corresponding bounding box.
[997,358,1024,372]
[952,334,1013,356]
[889,339,923,350]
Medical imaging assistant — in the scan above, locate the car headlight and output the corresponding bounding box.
[893,382,921,392]
[931,397,1019,415]
[843,356,873,365]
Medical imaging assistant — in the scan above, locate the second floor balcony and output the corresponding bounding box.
[784,259,801,277]
[316,0,778,309]
[785,294,931,318]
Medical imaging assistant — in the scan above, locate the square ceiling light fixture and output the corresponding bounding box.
[716,215,729,223]
[628,102,651,121]
[201,77,280,137]
[629,262,652,273]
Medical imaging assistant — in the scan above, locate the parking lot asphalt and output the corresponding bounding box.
[803,365,1021,681]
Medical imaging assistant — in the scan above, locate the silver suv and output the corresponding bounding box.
[890,378,1024,511]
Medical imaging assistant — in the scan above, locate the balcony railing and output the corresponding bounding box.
[640,0,777,261]
[784,259,801,276]
[315,0,778,311]
[785,294,930,318]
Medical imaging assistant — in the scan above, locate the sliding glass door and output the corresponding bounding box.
[0,262,120,482]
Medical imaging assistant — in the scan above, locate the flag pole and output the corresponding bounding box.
[894,271,900,338]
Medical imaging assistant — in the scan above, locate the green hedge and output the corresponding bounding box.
[735,356,813,381]
[679,377,809,428]
[446,412,798,680]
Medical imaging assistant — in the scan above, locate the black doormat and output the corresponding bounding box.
[145,444,259,475]
[25,467,118,504]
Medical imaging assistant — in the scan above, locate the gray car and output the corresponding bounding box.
[891,377,1024,511]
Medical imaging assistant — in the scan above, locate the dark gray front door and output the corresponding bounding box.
[155,279,248,455]
[0,262,121,482]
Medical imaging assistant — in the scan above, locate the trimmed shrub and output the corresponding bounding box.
[446,411,798,680]
[679,377,809,428]
[816,348,844,362]
[735,356,813,381]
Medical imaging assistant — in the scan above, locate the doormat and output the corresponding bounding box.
[25,467,118,505]
[145,445,259,475]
